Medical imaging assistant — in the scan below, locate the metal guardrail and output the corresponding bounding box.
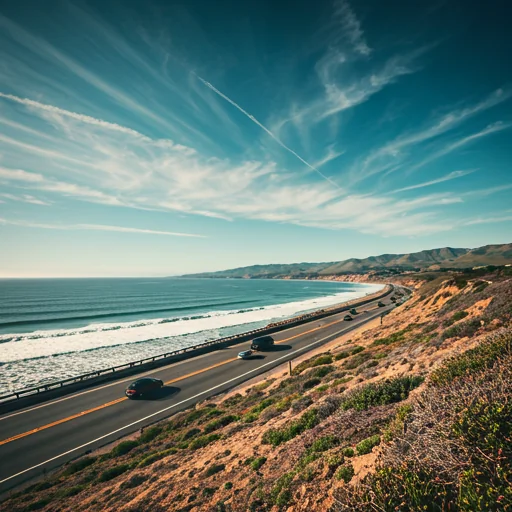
[0,284,392,404]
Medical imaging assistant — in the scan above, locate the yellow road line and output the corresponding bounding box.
[0,310,355,446]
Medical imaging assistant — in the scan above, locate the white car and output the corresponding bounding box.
[238,349,253,360]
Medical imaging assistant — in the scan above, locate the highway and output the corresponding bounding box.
[0,293,397,493]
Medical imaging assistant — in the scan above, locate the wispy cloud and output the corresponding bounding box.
[0,193,51,206]
[333,0,372,56]
[0,218,206,238]
[357,89,511,181]
[411,121,512,171]
[195,76,343,189]
[389,169,476,193]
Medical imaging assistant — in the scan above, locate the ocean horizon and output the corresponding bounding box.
[0,278,382,394]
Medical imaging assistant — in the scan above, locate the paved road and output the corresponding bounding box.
[0,291,399,493]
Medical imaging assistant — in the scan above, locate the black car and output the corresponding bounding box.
[125,377,164,398]
[378,301,385,307]
[344,315,353,321]
[251,335,275,350]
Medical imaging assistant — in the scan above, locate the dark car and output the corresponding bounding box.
[251,335,274,350]
[344,315,353,321]
[350,308,357,315]
[378,301,385,307]
[125,377,164,399]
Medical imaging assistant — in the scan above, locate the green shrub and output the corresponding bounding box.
[138,448,177,467]
[442,318,481,340]
[312,365,335,378]
[203,415,239,433]
[120,473,148,489]
[336,463,355,483]
[98,464,130,482]
[316,384,330,392]
[27,498,53,511]
[332,376,353,386]
[335,351,350,360]
[351,346,365,355]
[203,487,217,497]
[182,427,201,440]
[189,433,222,450]
[55,485,85,498]
[303,378,321,390]
[62,456,97,476]
[342,447,354,457]
[309,435,339,453]
[341,376,423,411]
[205,463,225,477]
[356,435,381,455]
[292,354,333,375]
[430,331,512,386]
[224,482,233,490]
[452,310,469,321]
[250,457,267,471]
[344,352,372,370]
[110,440,139,457]
[262,409,319,446]
[139,425,163,443]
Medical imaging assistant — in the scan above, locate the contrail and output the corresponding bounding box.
[196,75,342,190]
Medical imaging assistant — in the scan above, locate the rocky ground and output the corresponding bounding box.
[2,266,511,512]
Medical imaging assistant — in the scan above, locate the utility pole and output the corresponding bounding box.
[288,360,292,375]
[380,314,384,325]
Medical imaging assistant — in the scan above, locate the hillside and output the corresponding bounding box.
[4,266,511,512]
[183,243,512,279]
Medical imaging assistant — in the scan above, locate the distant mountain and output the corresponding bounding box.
[182,243,512,279]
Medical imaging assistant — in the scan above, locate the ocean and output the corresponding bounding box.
[0,278,382,394]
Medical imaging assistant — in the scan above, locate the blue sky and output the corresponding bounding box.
[0,0,511,277]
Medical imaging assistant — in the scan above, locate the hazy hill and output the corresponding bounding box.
[183,243,512,278]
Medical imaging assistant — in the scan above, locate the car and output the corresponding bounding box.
[378,301,385,307]
[344,314,353,321]
[350,308,357,315]
[125,377,164,399]
[238,349,253,359]
[251,335,275,350]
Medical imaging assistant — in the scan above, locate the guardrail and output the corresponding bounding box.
[0,284,393,410]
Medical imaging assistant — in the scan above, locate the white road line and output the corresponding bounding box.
[0,311,385,486]
[0,301,379,421]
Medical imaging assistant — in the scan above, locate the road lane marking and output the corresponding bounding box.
[1,291,388,421]
[0,308,389,486]
[0,304,389,447]
[0,313,348,445]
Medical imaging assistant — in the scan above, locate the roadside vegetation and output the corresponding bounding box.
[1,266,511,512]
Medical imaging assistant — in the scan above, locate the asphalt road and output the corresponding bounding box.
[0,292,399,493]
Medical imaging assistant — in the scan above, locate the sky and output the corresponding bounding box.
[0,0,511,277]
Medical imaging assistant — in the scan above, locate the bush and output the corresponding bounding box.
[55,485,85,498]
[120,473,148,489]
[138,448,177,467]
[98,464,130,482]
[203,415,239,433]
[139,425,163,443]
[262,409,319,446]
[341,376,423,411]
[342,447,354,457]
[335,351,350,360]
[189,433,222,450]
[303,378,321,390]
[291,396,313,413]
[356,435,381,455]
[442,318,481,340]
[312,365,335,378]
[336,463,355,483]
[344,352,372,370]
[110,440,139,457]
[309,435,339,453]
[250,457,267,471]
[452,310,469,321]
[205,463,225,477]
[62,456,97,476]
[27,498,52,511]
[292,354,333,375]
[430,330,512,386]
[182,428,201,440]
[224,482,233,490]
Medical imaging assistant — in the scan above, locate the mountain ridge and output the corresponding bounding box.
[182,243,512,278]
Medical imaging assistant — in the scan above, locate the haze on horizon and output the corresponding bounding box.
[0,0,511,278]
